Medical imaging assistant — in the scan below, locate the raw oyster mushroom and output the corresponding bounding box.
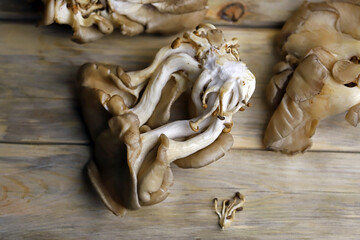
[41,0,208,43]
[77,24,255,215]
[264,0,360,154]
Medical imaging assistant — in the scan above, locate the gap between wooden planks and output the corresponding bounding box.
[0,143,359,239]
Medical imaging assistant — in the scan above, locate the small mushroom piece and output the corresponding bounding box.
[41,0,208,43]
[77,24,255,213]
[214,192,245,230]
[264,0,360,154]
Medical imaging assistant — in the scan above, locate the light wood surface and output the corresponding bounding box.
[1,1,360,239]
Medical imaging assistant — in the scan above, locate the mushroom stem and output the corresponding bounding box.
[214,192,246,230]
[135,117,212,173]
[138,117,226,203]
[127,44,196,87]
[131,53,201,125]
[190,98,219,132]
[166,118,225,162]
[191,69,212,114]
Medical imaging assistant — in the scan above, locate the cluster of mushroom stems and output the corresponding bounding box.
[78,24,255,214]
[41,0,207,42]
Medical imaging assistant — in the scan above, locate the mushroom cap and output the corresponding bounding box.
[78,63,142,214]
[264,0,360,154]
[90,112,141,213]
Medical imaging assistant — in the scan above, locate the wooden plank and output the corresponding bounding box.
[1,97,360,152]
[0,0,40,20]
[0,98,88,144]
[0,0,324,27]
[0,144,359,239]
[0,23,275,100]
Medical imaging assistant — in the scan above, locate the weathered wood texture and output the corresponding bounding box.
[1,1,360,239]
[0,0,323,27]
[1,145,359,239]
[1,23,359,151]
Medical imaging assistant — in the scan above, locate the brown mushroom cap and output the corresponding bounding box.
[285,54,327,103]
[276,1,338,54]
[345,103,360,127]
[89,112,142,215]
[137,134,174,205]
[264,94,316,154]
[265,0,360,154]
[41,0,55,25]
[332,60,360,84]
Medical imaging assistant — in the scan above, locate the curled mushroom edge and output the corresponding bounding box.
[264,0,360,154]
[41,0,208,43]
[77,24,256,215]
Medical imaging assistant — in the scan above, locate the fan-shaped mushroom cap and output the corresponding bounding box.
[88,111,142,215]
[264,0,360,154]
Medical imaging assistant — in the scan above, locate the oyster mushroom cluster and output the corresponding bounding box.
[41,0,208,43]
[77,24,255,215]
[264,0,360,154]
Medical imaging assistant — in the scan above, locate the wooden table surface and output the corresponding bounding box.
[1,1,360,239]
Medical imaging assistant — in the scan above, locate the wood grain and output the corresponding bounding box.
[1,97,359,152]
[0,98,88,144]
[0,144,359,239]
[0,23,275,99]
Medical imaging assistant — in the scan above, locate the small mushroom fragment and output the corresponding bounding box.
[214,192,245,230]
[77,24,255,214]
[264,0,360,154]
[41,0,208,43]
